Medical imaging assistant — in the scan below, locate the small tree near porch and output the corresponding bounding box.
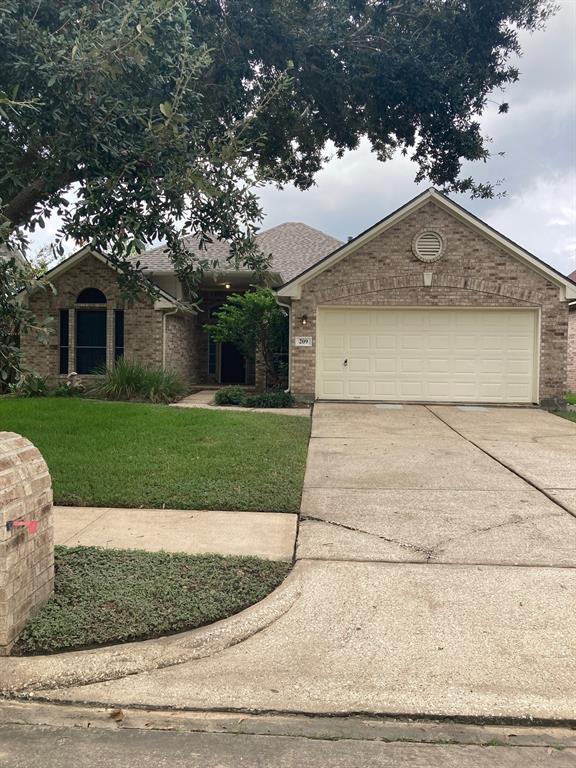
[206,288,287,389]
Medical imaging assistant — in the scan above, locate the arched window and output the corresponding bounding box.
[77,287,106,304]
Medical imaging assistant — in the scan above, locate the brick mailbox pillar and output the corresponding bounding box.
[0,432,54,655]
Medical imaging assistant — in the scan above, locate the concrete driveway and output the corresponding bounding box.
[14,404,576,722]
[298,403,576,565]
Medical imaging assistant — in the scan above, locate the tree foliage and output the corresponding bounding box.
[206,288,288,387]
[0,0,556,380]
[1,0,555,270]
[0,258,54,388]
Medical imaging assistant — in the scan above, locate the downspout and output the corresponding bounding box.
[162,307,179,370]
[275,295,292,394]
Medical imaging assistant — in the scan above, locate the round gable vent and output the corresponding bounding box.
[412,230,444,262]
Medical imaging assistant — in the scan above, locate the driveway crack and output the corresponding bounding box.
[301,515,432,556]
[425,406,576,523]
[427,511,568,561]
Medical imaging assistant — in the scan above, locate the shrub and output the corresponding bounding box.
[243,390,294,409]
[214,385,246,405]
[94,358,185,404]
[52,384,84,397]
[566,392,576,405]
[9,373,49,397]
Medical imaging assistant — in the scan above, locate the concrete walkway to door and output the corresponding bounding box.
[12,404,576,722]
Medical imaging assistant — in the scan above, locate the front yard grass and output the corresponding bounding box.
[13,546,290,655]
[0,398,309,512]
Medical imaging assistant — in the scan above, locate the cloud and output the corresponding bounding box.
[483,173,576,274]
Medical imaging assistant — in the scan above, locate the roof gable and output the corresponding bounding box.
[277,189,576,301]
[20,246,190,312]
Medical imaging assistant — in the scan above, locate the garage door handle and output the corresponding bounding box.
[343,359,348,367]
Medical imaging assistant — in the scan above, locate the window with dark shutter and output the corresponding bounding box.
[114,310,124,361]
[59,309,69,375]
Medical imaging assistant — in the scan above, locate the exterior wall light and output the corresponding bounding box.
[301,315,308,326]
[224,283,231,290]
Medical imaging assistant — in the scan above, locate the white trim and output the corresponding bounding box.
[278,189,576,301]
[314,305,541,405]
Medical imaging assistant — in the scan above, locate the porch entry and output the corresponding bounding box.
[207,305,252,385]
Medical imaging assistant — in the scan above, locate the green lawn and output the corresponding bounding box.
[0,398,309,512]
[566,392,576,405]
[13,546,290,655]
[557,410,576,424]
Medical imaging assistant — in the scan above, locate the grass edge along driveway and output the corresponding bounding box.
[0,398,310,513]
[13,545,291,655]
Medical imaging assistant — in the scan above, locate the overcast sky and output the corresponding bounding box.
[30,1,576,275]
[258,0,576,276]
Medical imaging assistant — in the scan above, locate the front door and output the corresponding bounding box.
[220,342,246,384]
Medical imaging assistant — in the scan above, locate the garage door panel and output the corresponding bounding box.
[321,356,346,373]
[317,308,537,403]
[324,333,346,351]
[428,358,450,373]
[349,357,370,373]
[374,357,397,373]
[322,380,345,396]
[349,380,371,396]
[374,335,397,350]
[350,333,370,346]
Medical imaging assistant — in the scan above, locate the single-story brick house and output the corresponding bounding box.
[21,188,576,405]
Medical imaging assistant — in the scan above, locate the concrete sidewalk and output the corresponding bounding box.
[8,404,576,725]
[54,506,297,561]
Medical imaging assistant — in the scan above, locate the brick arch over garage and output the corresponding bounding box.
[312,274,548,307]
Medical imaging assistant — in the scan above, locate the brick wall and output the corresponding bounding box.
[290,201,569,403]
[568,310,576,392]
[21,253,164,381]
[164,313,201,385]
[0,432,53,655]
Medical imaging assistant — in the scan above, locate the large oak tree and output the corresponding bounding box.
[0,0,555,379]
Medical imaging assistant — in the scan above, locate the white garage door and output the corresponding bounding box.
[316,307,538,403]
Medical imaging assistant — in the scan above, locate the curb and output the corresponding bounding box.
[1,566,302,697]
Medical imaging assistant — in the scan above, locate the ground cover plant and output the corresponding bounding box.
[0,397,309,512]
[214,386,294,409]
[13,546,290,655]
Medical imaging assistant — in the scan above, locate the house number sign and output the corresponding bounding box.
[294,336,313,347]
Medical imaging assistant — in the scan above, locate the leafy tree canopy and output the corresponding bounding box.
[206,288,288,387]
[0,0,555,283]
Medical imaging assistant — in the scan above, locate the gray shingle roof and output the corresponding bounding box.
[133,222,343,283]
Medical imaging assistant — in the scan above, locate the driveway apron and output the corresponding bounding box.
[35,404,576,721]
